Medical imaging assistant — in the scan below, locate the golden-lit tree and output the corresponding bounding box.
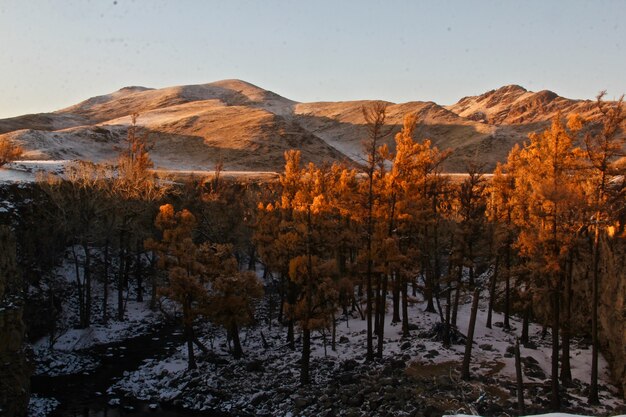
[145,204,210,370]
[508,115,586,411]
[581,92,625,404]
[0,138,23,167]
[204,248,263,359]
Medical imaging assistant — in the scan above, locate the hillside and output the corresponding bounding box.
[0,80,619,172]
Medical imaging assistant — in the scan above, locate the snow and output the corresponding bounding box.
[0,160,68,183]
[31,250,162,377]
[27,394,60,416]
[109,269,625,416]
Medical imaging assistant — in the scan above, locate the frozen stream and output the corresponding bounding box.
[31,323,225,416]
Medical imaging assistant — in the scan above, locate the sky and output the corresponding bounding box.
[0,0,624,118]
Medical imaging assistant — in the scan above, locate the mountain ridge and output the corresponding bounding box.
[0,80,619,172]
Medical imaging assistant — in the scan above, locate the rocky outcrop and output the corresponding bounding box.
[0,226,31,417]
[600,241,626,399]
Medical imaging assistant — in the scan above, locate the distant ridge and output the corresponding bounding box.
[0,80,619,172]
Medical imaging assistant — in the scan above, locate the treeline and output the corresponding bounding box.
[8,95,624,411]
[252,95,625,409]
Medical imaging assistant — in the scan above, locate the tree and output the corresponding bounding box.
[204,249,263,359]
[508,115,585,410]
[0,138,23,167]
[146,204,210,370]
[360,101,392,361]
[581,92,625,404]
[39,161,111,328]
[112,113,168,320]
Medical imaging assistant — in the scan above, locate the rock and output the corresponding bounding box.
[345,393,363,407]
[339,336,349,343]
[504,345,515,358]
[245,360,265,373]
[338,372,357,385]
[293,396,309,409]
[424,349,440,359]
[400,341,411,351]
[250,391,270,406]
[479,343,493,351]
[390,359,406,369]
[522,356,547,380]
[341,359,358,372]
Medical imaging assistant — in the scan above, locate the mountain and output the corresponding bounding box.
[0,80,617,172]
[446,84,599,125]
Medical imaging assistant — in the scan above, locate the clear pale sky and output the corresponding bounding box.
[0,0,624,118]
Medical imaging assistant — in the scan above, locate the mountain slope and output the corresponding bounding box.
[0,80,620,172]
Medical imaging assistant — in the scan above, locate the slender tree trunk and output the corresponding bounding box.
[331,313,337,351]
[461,288,480,380]
[149,253,157,311]
[452,264,462,327]
[589,225,600,404]
[486,256,499,329]
[521,301,531,347]
[515,339,526,415]
[301,326,311,385]
[443,286,451,347]
[377,273,388,358]
[117,230,126,321]
[504,245,511,331]
[71,246,85,328]
[560,256,573,384]
[392,271,400,323]
[401,279,409,337]
[83,244,92,327]
[135,242,143,302]
[287,319,295,350]
[231,322,243,359]
[374,274,381,336]
[184,302,196,370]
[102,239,109,324]
[278,272,285,323]
[550,286,561,411]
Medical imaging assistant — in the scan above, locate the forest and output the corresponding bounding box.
[1,94,625,416]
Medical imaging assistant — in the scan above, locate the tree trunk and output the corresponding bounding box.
[515,339,526,415]
[231,322,243,359]
[560,257,573,384]
[301,326,311,385]
[135,242,143,302]
[331,313,337,351]
[83,244,92,327]
[71,246,85,328]
[376,273,388,358]
[504,246,511,331]
[401,279,409,337]
[117,230,126,321]
[486,256,499,329]
[550,287,561,411]
[589,226,600,404]
[287,319,295,350]
[451,264,462,328]
[102,239,109,324]
[184,301,196,370]
[461,288,480,380]
[392,271,400,323]
[521,301,531,347]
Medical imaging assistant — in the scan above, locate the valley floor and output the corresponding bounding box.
[28,262,626,417]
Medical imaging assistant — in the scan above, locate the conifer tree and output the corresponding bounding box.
[581,92,625,404]
[508,115,585,411]
[0,138,23,167]
[145,204,209,370]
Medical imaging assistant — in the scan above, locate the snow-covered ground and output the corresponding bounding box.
[110,271,626,417]
[0,160,68,183]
